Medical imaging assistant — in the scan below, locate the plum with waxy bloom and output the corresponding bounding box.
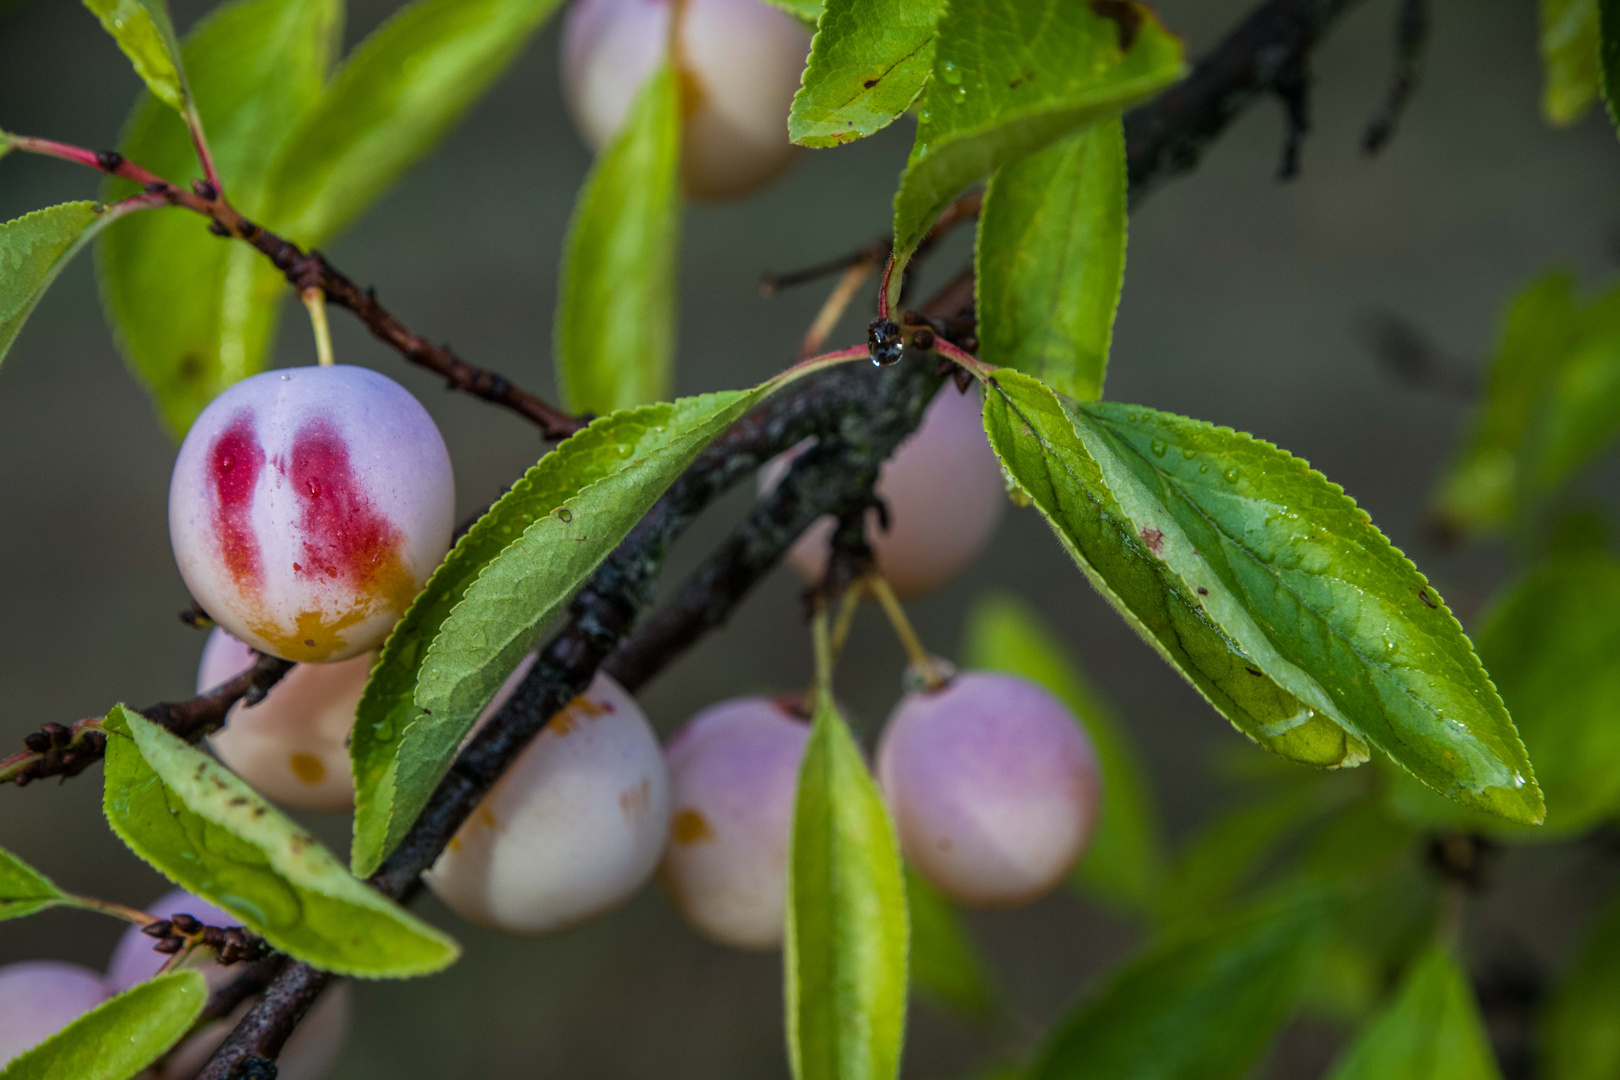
[877,672,1101,908]
[169,365,454,664]
[659,696,810,948]
[425,673,671,934]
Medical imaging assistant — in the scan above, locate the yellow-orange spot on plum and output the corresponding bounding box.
[672,808,714,844]
[289,753,326,785]
[479,807,499,830]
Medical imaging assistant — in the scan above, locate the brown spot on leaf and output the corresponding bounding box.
[1196,586,1209,596]
[863,78,878,89]
[1140,526,1165,555]
[1418,589,1436,609]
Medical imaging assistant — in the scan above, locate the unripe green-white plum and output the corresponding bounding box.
[0,962,108,1065]
[659,697,809,948]
[877,672,1100,908]
[170,366,455,664]
[561,0,811,200]
[107,889,350,1080]
[763,386,1006,598]
[196,629,370,810]
[425,674,671,934]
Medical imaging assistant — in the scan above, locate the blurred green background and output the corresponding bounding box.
[3,0,1620,1076]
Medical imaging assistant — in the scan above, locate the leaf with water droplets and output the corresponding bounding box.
[983,371,1369,773]
[102,706,459,977]
[352,368,821,877]
[788,0,947,147]
[888,0,1183,285]
[985,369,1543,824]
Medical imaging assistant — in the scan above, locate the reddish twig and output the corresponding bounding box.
[5,136,585,441]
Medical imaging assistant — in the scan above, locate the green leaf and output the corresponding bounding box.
[1326,946,1502,1080]
[82,0,188,112]
[1157,786,1325,926]
[1,203,118,368]
[0,846,65,922]
[788,0,946,148]
[1542,0,1603,125]
[1474,553,1620,835]
[0,970,205,1080]
[352,374,805,876]
[1543,891,1620,1080]
[985,369,1544,824]
[102,706,459,978]
[555,62,681,415]
[98,0,341,438]
[1029,893,1329,1080]
[889,0,1182,280]
[262,0,566,245]
[1433,271,1581,537]
[981,371,1371,775]
[906,867,997,1019]
[961,591,1165,915]
[1601,0,1620,131]
[1532,288,1620,493]
[976,118,1126,402]
[786,698,908,1080]
[762,0,824,26]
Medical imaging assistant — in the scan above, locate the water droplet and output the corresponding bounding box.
[951,83,968,104]
[1150,439,1167,457]
[1181,447,1196,459]
[1223,467,1239,483]
[919,107,934,125]
[940,60,962,85]
[219,453,234,473]
[1126,413,1138,422]
[555,507,574,523]
[306,478,321,498]
[1512,771,1526,788]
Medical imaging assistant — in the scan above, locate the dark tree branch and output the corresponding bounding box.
[1363,0,1430,155]
[1272,53,1312,179]
[4,137,584,441]
[192,0,1373,1070]
[0,653,292,786]
[1123,0,1367,205]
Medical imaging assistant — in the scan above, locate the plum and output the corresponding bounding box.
[561,0,811,200]
[659,696,810,948]
[877,672,1100,907]
[170,365,454,664]
[0,961,108,1066]
[425,674,671,934]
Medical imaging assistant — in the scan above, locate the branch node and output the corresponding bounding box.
[95,150,124,172]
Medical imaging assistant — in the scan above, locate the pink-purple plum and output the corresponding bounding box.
[195,628,370,811]
[108,889,350,1080]
[0,962,108,1065]
[425,674,671,934]
[561,0,811,200]
[659,697,810,948]
[877,672,1101,908]
[762,386,1006,598]
[169,366,454,664]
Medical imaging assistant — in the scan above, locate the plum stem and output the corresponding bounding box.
[301,288,336,367]
[867,576,945,690]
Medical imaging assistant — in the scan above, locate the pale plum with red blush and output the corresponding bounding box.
[425,673,671,935]
[169,365,454,664]
[659,697,809,948]
[195,629,369,811]
[877,672,1100,908]
[561,0,810,200]
[762,386,1006,598]
[0,962,109,1066]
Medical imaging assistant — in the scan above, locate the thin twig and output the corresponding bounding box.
[4,136,584,440]
[1363,0,1429,154]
